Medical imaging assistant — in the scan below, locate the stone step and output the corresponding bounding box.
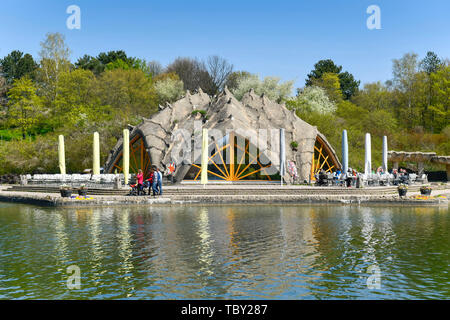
[5,186,401,193]
[3,185,433,197]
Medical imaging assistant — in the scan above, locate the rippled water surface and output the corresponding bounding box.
[0,203,448,299]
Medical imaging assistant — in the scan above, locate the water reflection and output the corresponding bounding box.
[0,203,448,299]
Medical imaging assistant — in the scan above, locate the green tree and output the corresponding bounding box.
[97,50,134,66]
[306,59,342,85]
[420,51,443,75]
[7,77,43,139]
[53,69,102,130]
[430,65,450,132]
[105,58,133,71]
[391,52,420,128]
[351,82,395,112]
[75,54,104,75]
[338,71,360,100]
[419,51,444,129]
[306,59,359,100]
[97,69,158,125]
[75,51,136,75]
[311,72,343,103]
[0,50,37,84]
[37,32,72,104]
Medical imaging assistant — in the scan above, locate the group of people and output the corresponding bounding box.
[316,168,363,188]
[135,166,163,196]
[317,166,413,188]
[392,168,409,184]
[332,169,361,187]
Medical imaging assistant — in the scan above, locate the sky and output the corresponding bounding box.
[1,0,450,90]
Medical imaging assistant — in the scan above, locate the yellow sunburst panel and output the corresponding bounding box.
[193,134,273,181]
[111,134,152,179]
[311,140,336,180]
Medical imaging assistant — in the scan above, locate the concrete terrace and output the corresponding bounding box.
[0,184,448,207]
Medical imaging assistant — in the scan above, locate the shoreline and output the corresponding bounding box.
[0,185,448,208]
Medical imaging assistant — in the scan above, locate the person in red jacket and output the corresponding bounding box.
[146,168,154,195]
[136,169,144,195]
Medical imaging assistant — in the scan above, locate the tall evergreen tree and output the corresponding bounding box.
[306,59,359,100]
[0,50,37,84]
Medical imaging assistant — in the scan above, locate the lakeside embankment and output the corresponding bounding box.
[0,184,448,207]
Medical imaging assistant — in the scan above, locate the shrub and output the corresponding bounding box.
[154,77,185,103]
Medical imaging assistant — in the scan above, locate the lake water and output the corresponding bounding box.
[0,203,448,299]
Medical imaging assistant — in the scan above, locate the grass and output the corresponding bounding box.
[0,128,23,141]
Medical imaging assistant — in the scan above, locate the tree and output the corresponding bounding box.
[0,71,8,107]
[166,57,215,95]
[75,54,104,75]
[97,69,157,125]
[306,59,359,100]
[132,58,153,77]
[429,66,450,132]
[306,59,342,85]
[75,51,137,75]
[105,58,133,71]
[339,71,360,100]
[351,82,395,112]
[7,77,43,138]
[97,50,134,66]
[392,52,419,92]
[154,74,185,103]
[231,74,294,102]
[420,51,443,75]
[311,72,342,103]
[53,69,101,130]
[419,51,444,129]
[392,52,419,128]
[38,32,72,103]
[286,86,336,114]
[361,109,398,137]
[225,71,251,91]
[206,55,233,93]
[147,60,163,76]
[0,50,37,84]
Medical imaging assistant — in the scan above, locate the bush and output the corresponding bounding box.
[154,77,185,103]
[231,74,294,102]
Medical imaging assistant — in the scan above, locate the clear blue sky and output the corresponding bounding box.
[1,0,449,89]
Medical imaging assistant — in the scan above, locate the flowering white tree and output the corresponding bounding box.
[154,78,185,103]
[231,74,294,102]
[287,86,336,114]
